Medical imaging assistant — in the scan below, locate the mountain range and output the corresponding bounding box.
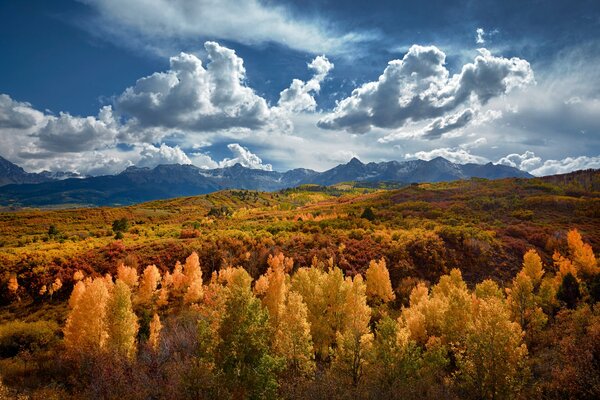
[0,155,532,207]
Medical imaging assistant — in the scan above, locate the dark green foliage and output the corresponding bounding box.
[112,217,129,233]
[361,207,375,221]
[557,273,581,309]
[47,225,59,236]
[588,273,600,303]
[207,206,232,218]
[216,284,283,399]
[0,320,59,357]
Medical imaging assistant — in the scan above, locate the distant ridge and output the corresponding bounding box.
[0,156,532,207]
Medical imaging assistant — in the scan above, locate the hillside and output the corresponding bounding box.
[0,156,532,207]
[1,170,599,399]
[2,171,598,303]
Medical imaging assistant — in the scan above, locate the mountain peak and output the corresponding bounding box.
[347,157,364,166]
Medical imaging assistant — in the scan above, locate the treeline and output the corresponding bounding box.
[1,230,599,399]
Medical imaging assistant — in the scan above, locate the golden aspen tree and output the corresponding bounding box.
[171,261,186,294]
[506,250,548,342]
[39,285,47,296]
[254,274,269,296]
[432,269,473,345]
[292,266,350,358]
[69,280,86,308]
[7,274,18,295]
[261,253,291,329]
[566,229,599,278]
[117,263,138,288]
[553,251,579,287]
[148,313,162,351]
[73,270,84,281]
[106,280,138,358]
[456,296,528,400]
[274,291,315,376]
[183,252,203,304]
[365,257,395,304]
[137,265,161,305]
[475,279,504,300]
[522,249,544,286]
[332,274,373,386]
[63,278,110,354]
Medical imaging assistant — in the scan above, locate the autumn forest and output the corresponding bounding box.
[1,171,600,399]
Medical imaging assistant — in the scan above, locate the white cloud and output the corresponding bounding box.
[405,147,488,164]
[529,155,600,176]
[476,28,485,44]
[318,46,533,134]
[497,151,542,171]
[0,94,44,129]
[77,0,372,55]
[137,143,192,168]
[218,143,272,171]
[116,42,284,136]
[278,55,334,112]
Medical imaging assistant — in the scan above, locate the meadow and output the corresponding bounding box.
[0,171,599,399]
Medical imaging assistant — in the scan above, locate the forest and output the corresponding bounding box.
[0,171,599,399]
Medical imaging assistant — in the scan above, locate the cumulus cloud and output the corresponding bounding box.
[278,55,334,112]
[116,42,282,135]
[218,143,273,171]
[497,151,542,171]
[405,147,488,164]
[78,0,372,55]
[318,46,533,134]
[137,143,192,168]
[0,94,44,129]
[34,106,119,153]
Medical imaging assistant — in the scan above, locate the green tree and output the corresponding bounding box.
[112,218,129,233]
[215,268,283,399]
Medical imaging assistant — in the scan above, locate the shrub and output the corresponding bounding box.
[0,320,60,358]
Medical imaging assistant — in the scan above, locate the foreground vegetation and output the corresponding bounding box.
[0,171,599,399]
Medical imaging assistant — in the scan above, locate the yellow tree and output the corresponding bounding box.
[456,296,528,400]
[117,263,139,288]
[292,266,350,358]
[183,252,204,304]
[365,258,395,304]
[137,265,161,306]
[522,249,544,286]
[260,253,291,329]
[566,229,599,278]
[332,274,373,386]
[148,313,162,351]
[106,280,139,358]
[63,278,110,355]
[274,291,315,376]
[7,274,18,298]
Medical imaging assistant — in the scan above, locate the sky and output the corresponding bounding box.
[1,0,599,176]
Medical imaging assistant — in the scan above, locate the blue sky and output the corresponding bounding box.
[1,0,599,175]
